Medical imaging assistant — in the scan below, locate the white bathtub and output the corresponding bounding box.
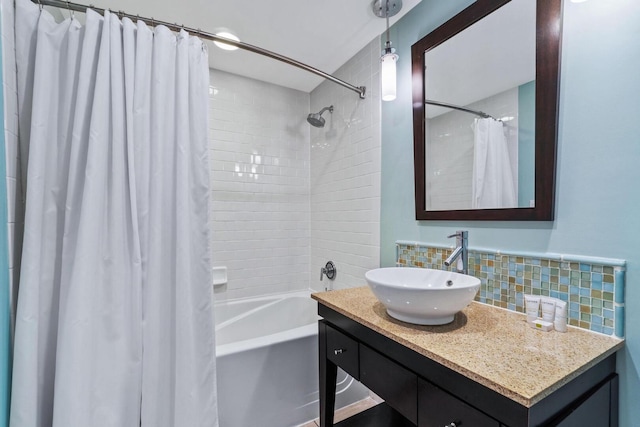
[215,290,368,427]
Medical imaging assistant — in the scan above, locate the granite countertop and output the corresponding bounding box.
[311,286,624,408]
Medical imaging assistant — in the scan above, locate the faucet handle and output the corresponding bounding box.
[320,261,336,281]
[447,230,468,239]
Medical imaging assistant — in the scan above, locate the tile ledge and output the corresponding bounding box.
[395,240,626,267]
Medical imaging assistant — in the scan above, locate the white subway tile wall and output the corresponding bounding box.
[2,0,23,328]
[309,37,382,291]
[209,69,311,300]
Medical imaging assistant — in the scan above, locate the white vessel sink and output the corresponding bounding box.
[365,267,481,325]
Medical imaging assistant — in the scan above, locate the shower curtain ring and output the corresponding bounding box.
[37,0,42,10]
[66,1,74,18]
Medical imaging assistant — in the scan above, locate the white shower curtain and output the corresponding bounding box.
[10,1,217,426]
[471,118,517,209]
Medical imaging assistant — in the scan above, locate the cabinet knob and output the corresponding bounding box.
[445,422,460,427]
[334,349,345,355]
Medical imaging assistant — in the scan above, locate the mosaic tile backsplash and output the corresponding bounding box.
[396,243,626,338]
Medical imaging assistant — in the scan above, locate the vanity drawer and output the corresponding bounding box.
[325,324,359,380]
[418,378,499,427]
[360,344,418,424]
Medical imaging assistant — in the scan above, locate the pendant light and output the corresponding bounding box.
[373,0,402,101]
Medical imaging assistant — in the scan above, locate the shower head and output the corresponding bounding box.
[307,105,334,128]
[307,114,326,128]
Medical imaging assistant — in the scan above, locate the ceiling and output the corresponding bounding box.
[77,0,422,93]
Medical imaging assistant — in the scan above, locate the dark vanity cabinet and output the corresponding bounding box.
[318,304,619,427]
[417,379,498,427]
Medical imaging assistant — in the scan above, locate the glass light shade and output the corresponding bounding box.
[214,32,240,51]
[381,52,398,101]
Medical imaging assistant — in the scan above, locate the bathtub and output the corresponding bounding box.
[215,290,368,427]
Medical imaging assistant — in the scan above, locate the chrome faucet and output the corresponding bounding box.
[444,231,468,275]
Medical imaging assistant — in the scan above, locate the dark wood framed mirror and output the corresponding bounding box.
[411,0,562,220]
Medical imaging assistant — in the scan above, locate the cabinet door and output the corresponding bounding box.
[418,378,499,427]
[360,345,418,424]
[551,379,612,427]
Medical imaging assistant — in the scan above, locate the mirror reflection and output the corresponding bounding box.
[424,0,535,211]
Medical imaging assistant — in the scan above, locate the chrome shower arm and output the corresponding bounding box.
[317,106,334,116]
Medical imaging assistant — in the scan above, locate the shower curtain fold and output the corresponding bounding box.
[471,118,518,209]
[10,0,217,426]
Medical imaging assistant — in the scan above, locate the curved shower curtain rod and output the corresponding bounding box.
[425,99,496,120]
[33,0,367,99]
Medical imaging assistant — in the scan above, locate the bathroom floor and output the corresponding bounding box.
[300,397,380,427]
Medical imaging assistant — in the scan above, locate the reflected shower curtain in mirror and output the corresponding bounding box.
[471,118,517,209]
[11,0,217,426]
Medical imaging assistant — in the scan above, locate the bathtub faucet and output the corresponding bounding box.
[444,231,468,275]
[320,261,336,291]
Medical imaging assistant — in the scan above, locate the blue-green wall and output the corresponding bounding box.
[380,0,640,425]
[518,80,535,207]
[0,12,11,427]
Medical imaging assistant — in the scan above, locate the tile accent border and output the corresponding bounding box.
[395,241,626,338]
